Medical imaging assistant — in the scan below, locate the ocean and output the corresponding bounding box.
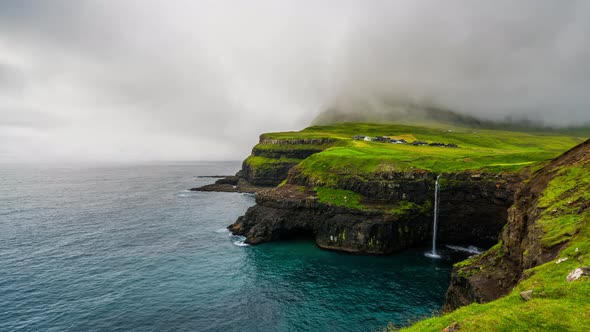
[0,162,454,332]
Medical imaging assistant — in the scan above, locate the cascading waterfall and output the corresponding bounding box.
[425,175,442,259]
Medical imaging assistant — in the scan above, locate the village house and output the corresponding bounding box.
[374,136,391,143]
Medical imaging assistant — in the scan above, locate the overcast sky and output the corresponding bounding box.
[1,1,589,162]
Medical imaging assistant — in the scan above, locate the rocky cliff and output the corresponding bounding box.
[402,138,590,331]
[191,135,336,193]
[442,138,590,311]
[229,166,523,254]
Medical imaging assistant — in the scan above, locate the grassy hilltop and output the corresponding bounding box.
[242,122,585,211]
[249,122,583,185]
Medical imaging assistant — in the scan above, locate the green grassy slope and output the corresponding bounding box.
[260,122,583,188]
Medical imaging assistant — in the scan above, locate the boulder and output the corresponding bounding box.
[519,290,533,301]
[566,267,590,282]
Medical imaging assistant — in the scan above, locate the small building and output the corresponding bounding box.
[391,139,407,144]
[353,135,366,140]
[374,136,391,143]
[429,142,445,147]
[411,140,428,146]
[364,136,373,142]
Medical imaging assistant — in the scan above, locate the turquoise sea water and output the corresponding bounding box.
[0,162,455,332]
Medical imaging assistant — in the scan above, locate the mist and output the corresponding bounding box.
[1,0,589,162]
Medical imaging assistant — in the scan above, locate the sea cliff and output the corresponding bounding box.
[229,168,522,254]
[212,122,579,255]
[404,138,590,331]
[193,122,589,330]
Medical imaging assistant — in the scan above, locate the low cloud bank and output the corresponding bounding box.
[0,1,588,162]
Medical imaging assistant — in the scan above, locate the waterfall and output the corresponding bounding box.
[425,175,442,259]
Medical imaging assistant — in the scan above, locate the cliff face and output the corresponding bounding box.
[443,139,590,311]
[229,167,522,254]
[229,185,429,254]
[191,136,336,192]
[242,138,336,186]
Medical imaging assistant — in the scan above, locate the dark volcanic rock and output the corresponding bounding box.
[214,176,239,185]
[192,136,335,192]
[229,168,522,254]
[241,159,299,187]
[287,167,522,249]
[191,177,271,194]
[228,185,429,254]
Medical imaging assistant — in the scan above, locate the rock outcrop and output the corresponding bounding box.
[229,167,523,254]
[229,184,430,254]
[191,135,336,192]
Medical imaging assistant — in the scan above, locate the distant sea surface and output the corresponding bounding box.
[0,162,453,332]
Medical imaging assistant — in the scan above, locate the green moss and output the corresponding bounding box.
[535,166,590,248]
[538,167,590,208]
[253,142,336,152]
[244,155,301,170]
[390,201,431,216]
[368,237,380,248]
[315,186,363,210]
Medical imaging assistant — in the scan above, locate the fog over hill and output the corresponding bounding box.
[0,1,589,162]
[312,101,590,135]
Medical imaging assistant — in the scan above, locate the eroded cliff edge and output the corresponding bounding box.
[229,166,523,254]
[191,136,336,193]
[443,138,590,311]
[404,139,590,331]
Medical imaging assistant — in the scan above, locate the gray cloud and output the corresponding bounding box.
[0,0,589,162]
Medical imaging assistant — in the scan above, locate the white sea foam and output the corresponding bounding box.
[231,235,249,247]
[424,252,442,259]
[446,245,482,255]
[215,228,229,234]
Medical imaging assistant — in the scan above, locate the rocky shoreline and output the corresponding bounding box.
[191,175,272,194]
